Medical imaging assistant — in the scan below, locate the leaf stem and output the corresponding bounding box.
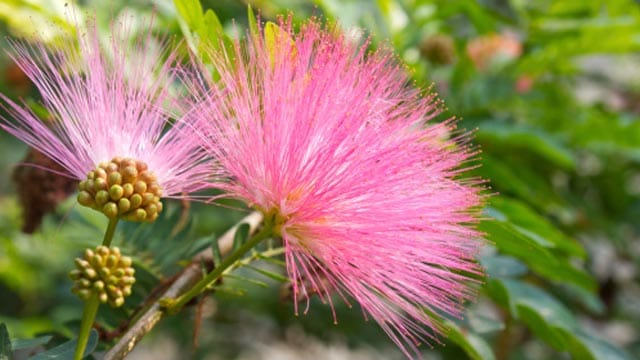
[163,219,273,313]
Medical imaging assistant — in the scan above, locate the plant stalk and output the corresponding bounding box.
[164,220,273,313]
[103,212,263,360]
[74,217,119,360]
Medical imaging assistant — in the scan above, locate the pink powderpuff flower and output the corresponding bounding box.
[0,19,210,222]
[188,19,485,358]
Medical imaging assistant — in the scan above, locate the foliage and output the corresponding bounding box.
[0,0,639,359]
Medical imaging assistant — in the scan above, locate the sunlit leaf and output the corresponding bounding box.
[247,4,260,40]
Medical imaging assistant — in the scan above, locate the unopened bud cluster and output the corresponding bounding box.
[70,246,135,307]
[77,157,163,222]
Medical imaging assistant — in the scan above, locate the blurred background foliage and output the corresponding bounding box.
[1,0,639,359]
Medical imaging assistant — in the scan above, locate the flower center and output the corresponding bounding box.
[69,246,135,308]
[77,157,163,222]
[261,207,289,238]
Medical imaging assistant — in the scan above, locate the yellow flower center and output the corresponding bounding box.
[77,157,163,222]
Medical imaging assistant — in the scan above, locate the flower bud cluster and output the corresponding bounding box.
[77,157,163,222]
[70,246,135,308]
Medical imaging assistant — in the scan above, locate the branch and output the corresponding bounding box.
[103,211,264,360]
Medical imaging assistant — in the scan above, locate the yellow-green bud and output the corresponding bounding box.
[103,202,118,218]
[70,245,136,308]
[95,190,109,206]
[118,198,131,213]
[108,172,122,185]
[69,269,82,280]
[77,191,94,206]
[84,268,97,279]
[122,166,138,183]
[99,292,108,303]
[77,289,92,300]
[94,280,104,290]
[130,194,142,209]
[122,183,134,197]
[77,157,163,222]
[95,168,107,180]
[95,177,107,191]
[131,209,146,222]
[109,185,124,200]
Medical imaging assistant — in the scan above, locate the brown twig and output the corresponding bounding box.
[103,211,263,360]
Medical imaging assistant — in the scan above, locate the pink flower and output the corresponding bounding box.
[0,20,210,220]
[189,20,484,358]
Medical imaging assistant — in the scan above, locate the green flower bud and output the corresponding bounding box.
[95,190,110,206]
[84,268,97,279]
[70,245,136,308]
[108,171,122,185]
[94,177,107,191]
[122,166,138,183]
[134,181,147,194]
[111,297,124,307]
[77,191,94,206]
[109,185,124,200]
[99,292,109,303]
[103,202,118,218]
[106,254,118,268]
[130,193,142,209]
[69,269,82,280]
[118,198,131,213]
[122,183,134,197]
[94,280,105,290]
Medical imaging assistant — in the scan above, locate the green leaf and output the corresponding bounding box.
[560,284,606,315]
[0,323,11,360]
[480,254,528,278]
[30,329,98,360]
[488,279,575,350]
[490,197,585,257]
[475,154,559,210]
[445,320,496,360]
[264,22,295,67]
[247,4,260,40]
[476,124,576,170]
[173,0,204,54]
[233,223,250,252]
[11,335,52,350]
[173,0,204,31]
[484,279,626,358]
[479,220,596,291]
[211,235,222,267]
[200,9,223,50]
[224,273,269,288]
[198,11,235,70]
[561,329,632,360]
[256,254,286,266]
[465,312,505,334]
[245,265,289,283]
